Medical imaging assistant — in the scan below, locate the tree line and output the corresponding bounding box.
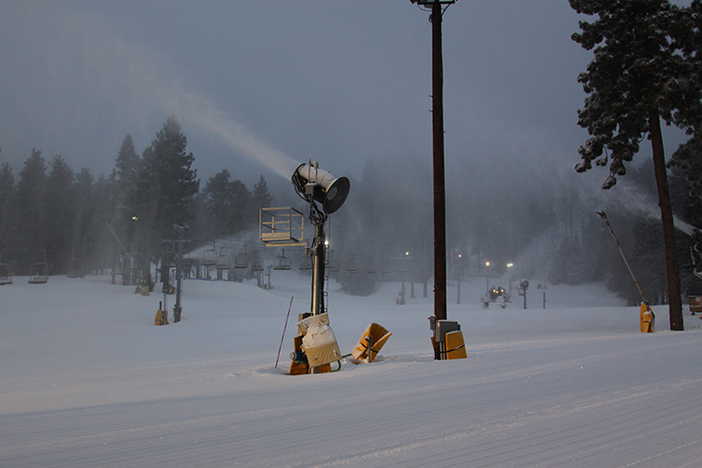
[1,0,700,310]
[0,117,272,277]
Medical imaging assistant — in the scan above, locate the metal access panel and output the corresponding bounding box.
[434,320,460,344]
[259,207,305,247]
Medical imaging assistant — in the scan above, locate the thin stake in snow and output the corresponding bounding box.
[275,297,294,368]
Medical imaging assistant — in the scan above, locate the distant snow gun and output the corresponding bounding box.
[597,211,655,333]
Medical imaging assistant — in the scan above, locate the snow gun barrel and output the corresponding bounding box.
[291,162,350,214]
[597,211,647,303]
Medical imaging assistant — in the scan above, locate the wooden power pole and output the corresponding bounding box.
[412,0,455,322]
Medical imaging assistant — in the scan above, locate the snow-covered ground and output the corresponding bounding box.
[1,271,701,467]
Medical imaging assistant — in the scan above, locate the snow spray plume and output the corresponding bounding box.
[15,6,300,181]
[156,88,299,181]
[577,178,697,236]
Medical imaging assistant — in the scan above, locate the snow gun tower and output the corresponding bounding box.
[261,161,350,374]
[597,211,655,332]
[290,162,349,321]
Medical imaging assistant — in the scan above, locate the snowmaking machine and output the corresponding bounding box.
[598,211,654,332]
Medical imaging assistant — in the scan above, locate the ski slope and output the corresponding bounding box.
[1,273,702,467]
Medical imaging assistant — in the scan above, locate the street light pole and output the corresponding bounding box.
[485,261,490,294]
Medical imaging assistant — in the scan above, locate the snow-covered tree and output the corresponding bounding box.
[569,0,697,330]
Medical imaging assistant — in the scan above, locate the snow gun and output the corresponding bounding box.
[597,211,654,332]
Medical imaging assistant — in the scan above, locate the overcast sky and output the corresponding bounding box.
[0,0,684,197]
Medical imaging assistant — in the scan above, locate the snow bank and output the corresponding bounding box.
[1,273,701,467]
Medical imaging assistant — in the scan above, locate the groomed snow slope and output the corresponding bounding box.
[1,273,702,467]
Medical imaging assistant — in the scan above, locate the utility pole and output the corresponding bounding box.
[411,0,455,322]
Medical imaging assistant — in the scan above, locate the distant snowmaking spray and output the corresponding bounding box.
[597,211,655,332]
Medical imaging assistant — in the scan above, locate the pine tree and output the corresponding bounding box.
[45,155,75,273]
[132,117,199,262]
[73,168,96,268]
[202,169,251,239]
[252,175,273,210]
[569,0,695,330]
[93,173,119,271]
[0,160,16,255]
[113,134,142,254]
[16,149,47,273]
[115,134,139,186]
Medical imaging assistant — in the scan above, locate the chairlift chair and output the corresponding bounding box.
[274,249,292,271]
[0,263,12,285]
[29,251,49,284]
[202,246,217,266]
[66,249,84,278]
[346,253,358,274]
[234,246,249,269]
[252,250,264,272]
[29,262,49,284]
[299,253,313,271]
[380,257,392,279]
[201,243,218,279]
[0,252,13,285]
[365,256,376,274]
[216,247,230,270]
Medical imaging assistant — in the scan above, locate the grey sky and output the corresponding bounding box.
[0,1,663,195]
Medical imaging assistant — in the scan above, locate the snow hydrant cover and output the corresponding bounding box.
[298,314,342,367]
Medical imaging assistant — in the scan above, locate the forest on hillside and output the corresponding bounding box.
[1,117,702,304]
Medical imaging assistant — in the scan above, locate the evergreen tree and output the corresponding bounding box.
[93,173,119,271]
[252,175,273,211]
[131,117,199,263]
[73,168,96,267]
[113,134,142,254]
[0,160,16,256]
[670,134,702,221]
[16,149,47,273]
[45,155,75,273]
[569,0,695,330]
[202,169,251,239]
[115,134,139,186]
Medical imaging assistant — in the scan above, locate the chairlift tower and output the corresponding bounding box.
[163,225,190,323]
